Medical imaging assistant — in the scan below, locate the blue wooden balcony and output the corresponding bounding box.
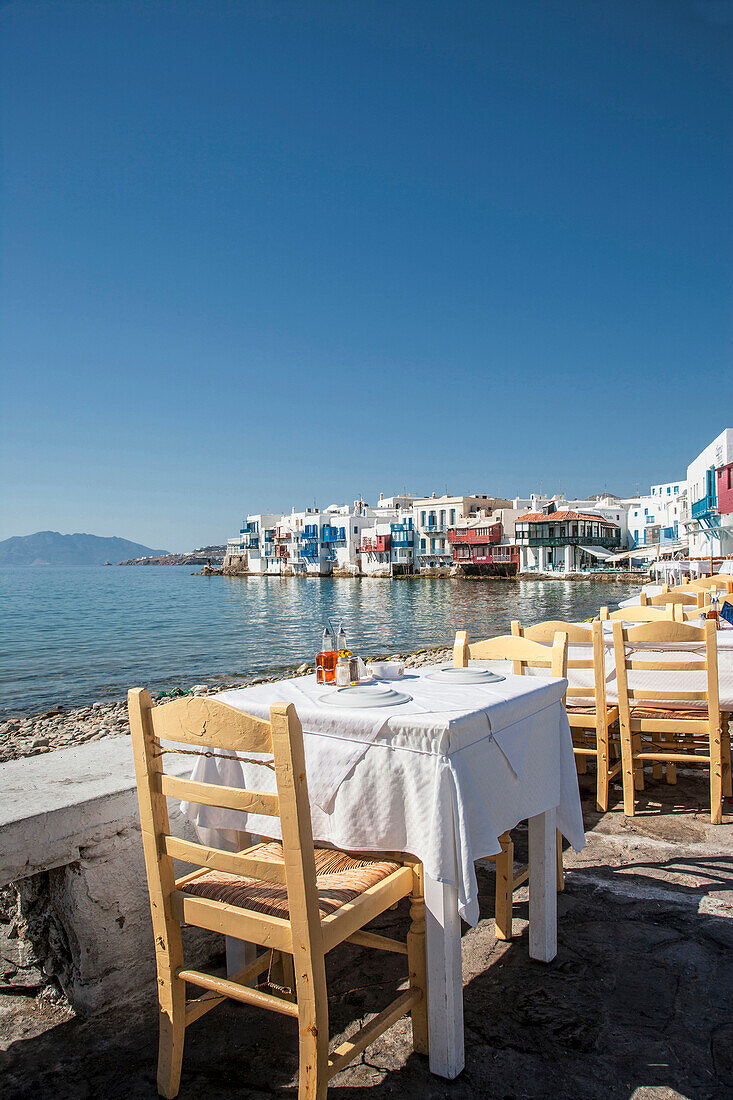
[391,524,414,547]
[322,526,346,543]
[691,494,717,520]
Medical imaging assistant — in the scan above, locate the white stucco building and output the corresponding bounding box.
[683,429,733,558]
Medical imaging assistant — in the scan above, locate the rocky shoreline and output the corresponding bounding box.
[0,647,452,765]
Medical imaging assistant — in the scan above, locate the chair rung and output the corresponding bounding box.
[572,747,599,756]
[184,951,274,1025]
[327,987,421,1078]
[512,867,529,889]
[177,967,299,1018]
[346,930,408,955]
[635,752,712,763]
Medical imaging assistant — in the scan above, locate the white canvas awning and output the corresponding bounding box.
[578,544,614,560]
[605,548,654,563]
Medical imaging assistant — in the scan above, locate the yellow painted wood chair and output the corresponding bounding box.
[678,576,733,595]
[510,620,619,812]
[452,630,568,939]
[611,621,732,825]
[598,605,677,622]
[128,691,428,1100]
[643,590,701,608]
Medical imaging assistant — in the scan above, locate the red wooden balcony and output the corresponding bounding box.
[361,535,391,553]
[447,524,501,546]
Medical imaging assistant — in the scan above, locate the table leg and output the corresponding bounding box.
[423,873,465,1079]
[198,827,259,978]
[528,808,558,963]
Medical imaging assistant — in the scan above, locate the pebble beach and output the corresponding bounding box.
[0,647,453,765]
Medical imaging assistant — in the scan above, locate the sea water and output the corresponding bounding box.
[0,566,638,714]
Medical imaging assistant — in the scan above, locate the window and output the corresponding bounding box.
[674,486,679,492]
[420,538,426,550]
[421,511,426,525]
[667,487,671,494]
[450,509,456,525]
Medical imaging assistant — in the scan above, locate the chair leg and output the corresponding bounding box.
[596,719,610,813]
[407,864,429,1055]
[575,741,588,774]
[295,959,329,1100]
[619,720,636,817]
[157,973,186,1099]
[721,713,732,799]
[663,731,677,785]
[632,732,645,790]
[268,951,297,1002]
[710,722,724,826]
[493,832,514,941]
[556,830,564,893]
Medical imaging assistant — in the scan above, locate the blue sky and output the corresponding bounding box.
[1,1,730,551]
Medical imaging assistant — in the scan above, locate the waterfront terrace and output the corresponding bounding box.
[515,509,621,574]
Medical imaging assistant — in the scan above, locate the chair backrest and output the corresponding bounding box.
[598,605,677,622]
[647,590,701,607]
[128,691,323,968]
[611,620,720,723]
[681,575,733,594]
[453,629,568,678]
[511,619,607,709]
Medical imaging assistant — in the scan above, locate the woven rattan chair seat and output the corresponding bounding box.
[629,706,709,720]
[181,842,402,919]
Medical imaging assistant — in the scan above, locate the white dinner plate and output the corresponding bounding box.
[425,665,506,685]
[319,682,412,708]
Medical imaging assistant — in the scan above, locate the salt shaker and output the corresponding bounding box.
[335,655,350,686]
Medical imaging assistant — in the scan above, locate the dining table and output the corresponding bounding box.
[179,663,585,1080]
[501,619,733,711]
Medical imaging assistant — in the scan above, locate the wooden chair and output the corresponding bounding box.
[643,590,701,608]
[128,691,428,1099]
[511,620,619,812]
[452,630,568,939]
[611,621,732,825]
[598,605,677,622]
[677,576,733,595]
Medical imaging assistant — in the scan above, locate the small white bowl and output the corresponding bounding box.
[368,660,405,680]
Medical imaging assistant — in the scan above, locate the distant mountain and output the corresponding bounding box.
[0,531,170,566]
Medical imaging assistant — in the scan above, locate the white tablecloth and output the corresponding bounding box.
[489,628,733,710]
[180,668,585,925]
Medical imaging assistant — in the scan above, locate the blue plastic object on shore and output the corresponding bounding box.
[720,600,733,628]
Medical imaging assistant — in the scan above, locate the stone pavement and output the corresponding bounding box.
[2,769,733,1099]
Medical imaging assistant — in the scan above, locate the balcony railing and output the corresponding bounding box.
[361,537,390,553]
[447,530,500,545]
[322,526,346,543]
[520,535,620,549]
[422,523,446,533]
[691,495,717,519]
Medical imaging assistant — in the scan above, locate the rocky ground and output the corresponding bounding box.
[1,769,732,1099]
[0,649,453,765]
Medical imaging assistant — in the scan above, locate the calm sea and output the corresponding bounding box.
[0,566,638,715]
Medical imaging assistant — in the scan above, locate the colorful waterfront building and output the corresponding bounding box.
[682,428,733,558]
[412,494,510,571]
[515,505,621,573]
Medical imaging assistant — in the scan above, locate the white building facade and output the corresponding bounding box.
[683,429,733,558]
